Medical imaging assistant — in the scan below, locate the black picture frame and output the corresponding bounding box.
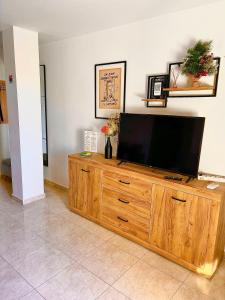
[168,57,220,98]
[146,74,169,108]
[95,61,126,119]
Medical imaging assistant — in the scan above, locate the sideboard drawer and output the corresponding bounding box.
[102,170,152,200]
[102,187,150,219]
[101,205,149,241]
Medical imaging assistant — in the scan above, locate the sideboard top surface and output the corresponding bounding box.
[69,153,225,200]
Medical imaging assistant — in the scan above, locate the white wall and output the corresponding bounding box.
[40,1,225,187]
[3,26,44,202]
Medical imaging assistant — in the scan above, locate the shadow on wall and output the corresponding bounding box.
[126,105,198,117]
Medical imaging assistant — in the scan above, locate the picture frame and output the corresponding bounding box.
[95,61,126,119]
[167,57,220,98]
[146,74,169,108]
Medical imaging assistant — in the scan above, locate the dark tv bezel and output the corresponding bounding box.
[117,113,205,178]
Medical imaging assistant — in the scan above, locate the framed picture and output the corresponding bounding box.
[146,74,169,108]
[167,57,220,97]
[95,61,126,119]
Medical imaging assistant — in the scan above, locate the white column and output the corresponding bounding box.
[3,26,44,204]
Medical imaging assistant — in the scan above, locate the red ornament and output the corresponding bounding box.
[199,71,208,76]
[101,125,109,134]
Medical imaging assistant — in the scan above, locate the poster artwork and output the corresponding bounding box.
[99,68,121,109]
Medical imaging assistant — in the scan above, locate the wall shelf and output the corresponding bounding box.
[163,86,214,92]
[142,98,166,102]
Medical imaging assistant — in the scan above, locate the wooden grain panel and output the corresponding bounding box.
[102,187,150,219]
[149,184,216,267]
[101,204,149,241]
[88,166,101,219]
[68,160,101,219]
[68,159,77,208]
[102,170,152,200]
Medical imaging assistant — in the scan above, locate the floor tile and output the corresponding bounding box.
[172,284,213,299]
[36,213,86,242]
[15,208,58,233]
[210,285,225,300]
[108,234,148,259]
[49,226,106,262]
[81,243,138,284]
[0,228,47,267]
[114,261,181,300]
[0,210,24,239]
[20,290,45,300]
[79,218,116,241]
[58,209,89,225]
[14,244,72,287]
[37,263,109,300]
[184,260,225,297]
[0,257,32,300]
[142,250,190,281]
[97,287,130,300]
[44,195,69,214]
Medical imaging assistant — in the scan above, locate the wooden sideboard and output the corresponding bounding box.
[0,80,8,124]
[68,153,225,278]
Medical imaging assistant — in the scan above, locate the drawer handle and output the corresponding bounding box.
[172,196,186,203]
[117,216,128,222]
[118,198,130,204]
[81,168,90,173]
[119,180,130,185]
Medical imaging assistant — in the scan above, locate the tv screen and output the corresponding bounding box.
[117,113,205,177]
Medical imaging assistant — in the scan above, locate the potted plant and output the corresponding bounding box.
[101,114,119,159]
[181,40,218,87]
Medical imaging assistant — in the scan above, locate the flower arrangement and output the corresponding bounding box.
[101,114,119,137]
[181,40,217,80]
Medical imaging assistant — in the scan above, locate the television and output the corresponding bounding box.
[117,113,205,177]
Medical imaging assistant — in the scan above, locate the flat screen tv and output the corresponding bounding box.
[117,113,205,177]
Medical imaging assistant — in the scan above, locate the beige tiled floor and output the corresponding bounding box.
[0,179,225,300]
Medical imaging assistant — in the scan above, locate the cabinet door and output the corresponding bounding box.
[69,160,101,219]
[149,184,214,267]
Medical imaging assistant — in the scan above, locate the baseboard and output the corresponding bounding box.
[12,193,46,205]
[44,179,68,191]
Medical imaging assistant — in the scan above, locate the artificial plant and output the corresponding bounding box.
[181,40,217,78]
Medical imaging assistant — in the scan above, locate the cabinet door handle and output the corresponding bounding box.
[81,168,90,173]
[172,196,186,203]
[117,216,128,222]
[118,198,130,204]
[119,180,130,185]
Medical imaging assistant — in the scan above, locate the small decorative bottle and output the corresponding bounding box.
[105,136,112,159]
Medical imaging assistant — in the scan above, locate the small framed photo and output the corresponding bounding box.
[95,61,126,119]
[167,58,220,97]
[146,74,169,108]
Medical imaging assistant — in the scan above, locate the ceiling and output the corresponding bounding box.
[0,0,218,43]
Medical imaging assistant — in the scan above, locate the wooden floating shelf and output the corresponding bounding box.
[163,86,214,92]
[142,99,166,102]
